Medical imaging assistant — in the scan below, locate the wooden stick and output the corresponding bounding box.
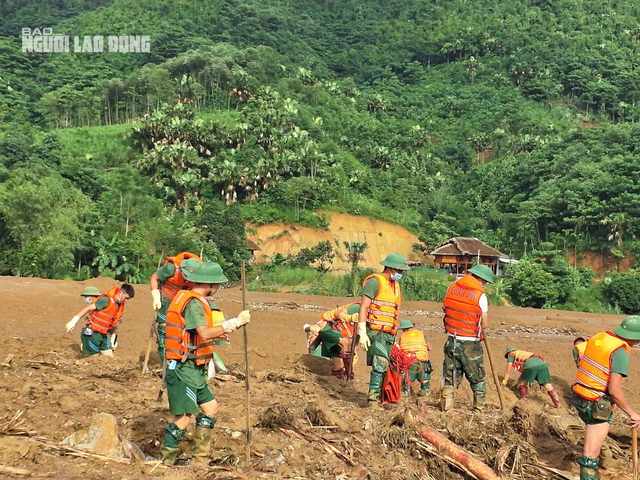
[482,335,506,411]
[0,464,34,476]
[633,427,638,480]
[141,318,156,374]
[241,259,251,466]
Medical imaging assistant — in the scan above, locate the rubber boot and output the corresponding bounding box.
[368,370,384,402]
[440,386,454,412]
[418,382,431,397]
[547,388,560,408]
[330,368,344,380]
[577,455,598,480]
[471,382,486,412]
[191,414,216,465]
[518,383,529,399]
[160,423,187,465]
[157,323,166,364]
[367,390,380,402]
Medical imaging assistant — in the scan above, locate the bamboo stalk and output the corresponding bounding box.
[241,259,251,466]
[482,335,506,411]
[633,427,638,480]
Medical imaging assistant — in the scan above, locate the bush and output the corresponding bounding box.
[603,270,640,314]
[506,257,558,308]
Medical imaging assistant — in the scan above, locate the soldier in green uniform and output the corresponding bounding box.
[149,254,201,363]
[160,262,250,465]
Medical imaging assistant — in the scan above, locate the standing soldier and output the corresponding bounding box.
[572,317,640,480]
[397,320,433,396]
[149,252,202,363]
[66,284,135,357]
[572,337,587,367]
[357,253,409,403]
[502,347,561,407]
[160,262,250,465]
[440,264,493,412]
[304,302,360,380]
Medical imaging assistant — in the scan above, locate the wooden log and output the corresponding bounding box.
[418,426,503,480]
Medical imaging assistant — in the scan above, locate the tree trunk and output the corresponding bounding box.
[417,426,503,480]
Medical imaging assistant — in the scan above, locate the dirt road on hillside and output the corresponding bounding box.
[0,276,636,479]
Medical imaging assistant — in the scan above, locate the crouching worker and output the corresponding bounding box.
[397,320,432,396]
[572,317,640,480]
[304,302,360,380]
[503,347,560,407]
[66,284,135,357]
[161,262,250,465]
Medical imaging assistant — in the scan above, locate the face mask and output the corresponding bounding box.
[391,272,403,281]
[84,297,91,304]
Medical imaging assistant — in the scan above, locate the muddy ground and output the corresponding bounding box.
[0,275,638,479]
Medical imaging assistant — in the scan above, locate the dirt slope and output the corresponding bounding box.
[0,275,637,479]
[247,212,428,272]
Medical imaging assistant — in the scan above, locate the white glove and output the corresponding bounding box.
[303,323,311,332]
[221,310,251,333]
[207,360,216,380]
[110,333,118,350]
[358,323,370,351]
[151,289,162,311]
[66,316,81,333]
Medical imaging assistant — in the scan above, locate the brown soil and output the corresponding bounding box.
[247,211,430,272]
[568,250,635,278]
[0,275,638,479]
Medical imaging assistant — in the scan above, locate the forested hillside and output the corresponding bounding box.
[2,0,640,311]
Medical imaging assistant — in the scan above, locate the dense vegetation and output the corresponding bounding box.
[3,0,640,311]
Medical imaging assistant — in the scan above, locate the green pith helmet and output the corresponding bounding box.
[80,286,101,297]
[399,319,414,330]
[380,252,410,271]
[181,261,229,284]
[468,264,495,284]
[613,316,640,341]
[504,346,517,358]
[180,257,202,275]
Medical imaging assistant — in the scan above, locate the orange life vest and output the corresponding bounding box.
[160,252,202,301]
[575,341,587,361]
[320,302,360,339]
[443,274,484,339]
[86,287,125,334]
[573,331,631,401]
[508,349,544,373]
[399,330,429,361]
[165,290,214,366]
[363,274,401,334]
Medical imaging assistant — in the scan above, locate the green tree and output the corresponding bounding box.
[343,241,368,295]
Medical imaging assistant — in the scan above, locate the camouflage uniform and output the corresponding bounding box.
[366,329,395,397]
[442,336,486,406]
